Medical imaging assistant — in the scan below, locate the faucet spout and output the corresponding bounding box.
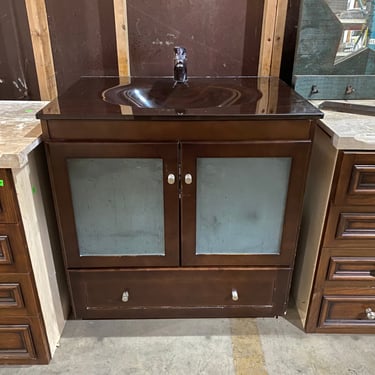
[173,46,187,84]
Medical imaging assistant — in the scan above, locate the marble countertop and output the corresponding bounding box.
[0,101,48,168]
[312,100,375,150]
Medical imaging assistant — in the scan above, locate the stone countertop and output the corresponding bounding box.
[312,100,375,150]
[0,101,48,168]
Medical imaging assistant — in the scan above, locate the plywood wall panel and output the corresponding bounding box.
[0,0,40,100]
[126,0,264,77]
[44,0,118,95]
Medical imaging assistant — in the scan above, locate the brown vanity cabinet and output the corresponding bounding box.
[38,76,322,320]
[43,117,314,319]
[0,169,50,364]
[294,126,375,333]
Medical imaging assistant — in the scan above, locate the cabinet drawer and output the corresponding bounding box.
[0,170,18,223]
[0,224,30,273]
[0,316,50,365]
[69,268,291,319]
[319,248,375,282]
[0,274,39,316]
[319,296,375,331]
[327,256,375,282]
[334,152,375,205]
[324,206,375,248]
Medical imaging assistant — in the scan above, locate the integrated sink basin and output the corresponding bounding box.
[102,78,262,109]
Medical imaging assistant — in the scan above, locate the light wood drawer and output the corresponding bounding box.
[0,170,18,223]
[334,152,375,205]
[0,274,39,316]
[69,268,291,319]
[319,296,375,331]
[0,224,30,273]
[0,316,50,365]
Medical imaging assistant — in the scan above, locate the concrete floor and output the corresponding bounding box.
[1,307,375,375]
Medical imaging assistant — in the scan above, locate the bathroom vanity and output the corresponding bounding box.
[38,76,322,319]
[293,100,375,333]
[0,102,67,364]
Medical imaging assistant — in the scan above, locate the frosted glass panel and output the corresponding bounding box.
[196,157,291,255]
[67,158,165,256]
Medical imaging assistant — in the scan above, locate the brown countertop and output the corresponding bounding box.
[37,76,323,121]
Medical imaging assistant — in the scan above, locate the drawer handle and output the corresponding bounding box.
[366,308,375,320]
[121,291,129,303]
[232,289,239,302]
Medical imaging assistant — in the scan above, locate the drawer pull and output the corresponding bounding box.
[121,291,129,303]
[366,308,375,320]
[232,289,239,302]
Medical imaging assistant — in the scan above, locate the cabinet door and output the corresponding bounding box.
[46,142,179,268]
[180,142,310,266]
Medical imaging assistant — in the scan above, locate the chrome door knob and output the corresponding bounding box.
[184,173,193,184]
[167,174,176,185]
[366,308,375,320]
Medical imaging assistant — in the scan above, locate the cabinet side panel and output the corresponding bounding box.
[12,147,68,356]
[292,126,338,326]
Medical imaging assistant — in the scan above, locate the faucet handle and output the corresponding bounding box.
[174,46,186,59]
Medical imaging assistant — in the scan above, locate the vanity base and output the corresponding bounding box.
[69,268,291,319]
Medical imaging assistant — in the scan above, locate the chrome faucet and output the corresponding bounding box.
[173,46,187,84]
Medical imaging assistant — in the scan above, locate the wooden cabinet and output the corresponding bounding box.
[0,169,50,364]
[43,117,314,320]
[293,126,375,333]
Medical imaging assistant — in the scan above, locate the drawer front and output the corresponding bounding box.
[0,316,50,365]
[334,152,375,205]
[324,207,375,248]
[319,296,375,330]
[0,224,30,273]
[327,256,375,282]
[69,268,291,319]
[0,170,18,223]
[0,274,39,316]
[0,324,36,361]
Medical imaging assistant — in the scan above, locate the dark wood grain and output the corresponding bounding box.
[0,316,50,364]
[0,169,51,364]
[180,141,311,267]
[305,151,375,333]
[0,170,20,224]
[46,142,180,268]
[334,152,375,205]
[0,224,30,273]
[69,267,291,319]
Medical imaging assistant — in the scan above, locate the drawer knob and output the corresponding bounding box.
[121,291,129,303]
[232,289,239,302]
[366,308,375,320]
